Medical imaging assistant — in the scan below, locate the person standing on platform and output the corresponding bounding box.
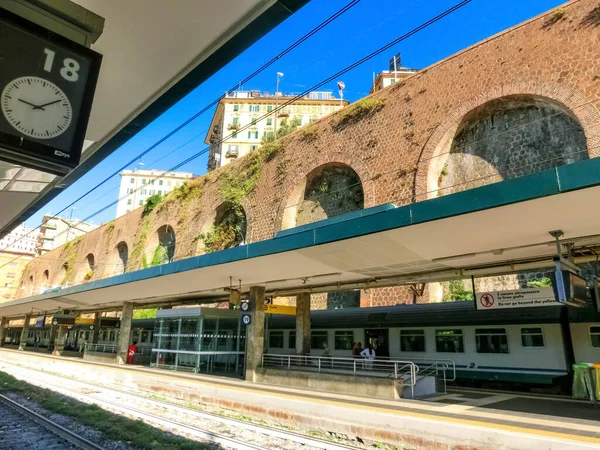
[127,341,138,364]
[360,343,376,370]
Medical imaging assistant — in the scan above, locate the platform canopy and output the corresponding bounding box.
[1,158,600,318]
[0,0,306,237]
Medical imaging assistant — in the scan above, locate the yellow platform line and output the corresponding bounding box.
[2,349,599,445]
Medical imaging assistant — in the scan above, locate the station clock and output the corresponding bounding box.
[0,8,102,175]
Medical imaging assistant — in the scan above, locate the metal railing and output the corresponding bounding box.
[85,343,117,354]
[262,354,418,398]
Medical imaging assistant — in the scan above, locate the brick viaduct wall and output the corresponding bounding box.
[16,0,600,308]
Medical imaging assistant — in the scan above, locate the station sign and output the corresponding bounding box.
[241,314,251,325]
[475,287,557,310]
[264,304,296,315]
[240,302,249,312]
[51,315,75,326]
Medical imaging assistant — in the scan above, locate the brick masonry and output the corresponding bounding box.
[16,1,600,308]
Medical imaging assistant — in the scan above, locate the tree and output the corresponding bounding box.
[132,308,157,319]
[528,277,552,288]
[443,280,474,302]
[261,118,300,144]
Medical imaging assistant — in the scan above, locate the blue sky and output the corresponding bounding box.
[27,0,564,228]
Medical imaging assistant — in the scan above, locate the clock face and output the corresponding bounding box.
[1,76,72,139]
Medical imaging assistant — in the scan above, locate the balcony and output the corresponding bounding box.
[227,122,240,130]
[278,108,290,117]
[226,148,239,159]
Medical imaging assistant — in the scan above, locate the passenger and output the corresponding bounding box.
[360,343,376,370]
[33,335,40,349]
[352,342,362,358]
[127,340,138,364]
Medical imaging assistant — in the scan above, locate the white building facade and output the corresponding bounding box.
[205,91,348,171]
[0,223,39,255]
[36,215,96,256]
[116,169,194,218]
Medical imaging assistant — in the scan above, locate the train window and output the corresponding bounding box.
[269,331,284,348]
[400,330,425,352]
[590,326,600,347]
[475,328,509,354]
[521,328,544,347]
[311,331,328,350]
[435,329,464,353]
[335,331,354,350]
[288,331,296,350]
[141,330,150,343]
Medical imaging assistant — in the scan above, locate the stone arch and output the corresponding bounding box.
[415,82,600,200]
[105,241,129,276]
[74,253,96,282]
[41,270,49,291]
[54,264,68,286]
[275,154,374,233]
[280,162,365,233]
[195,202,247,255]
[145,224,176,267]
[25,275,34,296]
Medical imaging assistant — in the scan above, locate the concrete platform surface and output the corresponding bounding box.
[0,348,599,450]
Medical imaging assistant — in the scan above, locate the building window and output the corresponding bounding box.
[267,105,273,112]
[232,117,239,125]
[167,181,172,186]
[296,117,302,126]
[521,328,544,347]
[6,273,15,279]
[253,131,259,139]
[127,199,132,205]
[141,189,147,195]
[268,331,284,349]
[334,331,354,350]
[250,104,259,112]
[139,200,143,206]
[435,329,464,353]
[158,190,162,195]
[311,331,328,350]
[476,328,509,354]
[251,118,257,125]
[233,104,239,111]
[288,331,296,350]
[142,178,146,184]
[232,131,237,138]
[400,329,425,352]
[130,178,135,184]
[250,145,258,151]
[150,180,155,185]
[159,180,163,186]
[149,190,155,195]
[266,118,272,126]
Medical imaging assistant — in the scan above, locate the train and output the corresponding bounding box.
[3,301,599,390]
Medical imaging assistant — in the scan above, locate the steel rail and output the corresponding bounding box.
[0,392,105,450]
[0,362,358,450]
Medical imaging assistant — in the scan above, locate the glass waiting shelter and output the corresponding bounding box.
[152,307,245,377]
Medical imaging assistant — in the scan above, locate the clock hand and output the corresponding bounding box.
[18,98,43,110]
[36,99,62,109]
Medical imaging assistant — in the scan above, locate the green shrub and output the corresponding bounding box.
[333,98,385,131]
[443,280,474,302]
[143,193,163,216]
[528,277,552,288]
[151,245,169,266]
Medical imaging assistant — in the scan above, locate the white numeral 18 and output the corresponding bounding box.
[43,48,80,82]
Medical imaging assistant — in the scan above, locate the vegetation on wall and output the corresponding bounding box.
[151,244,169,266]
[332,98,385,132]
[443,280,474,302]
[83,270,94,282]
[130,216,151,270]
[528,277,552,288]
[261,118,300,144]
[198,223,240,253]
[142,194,163,216]
[59,237,82,285]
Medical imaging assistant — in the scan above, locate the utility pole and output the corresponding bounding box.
[274,72,283,136]
[66,207,76,243]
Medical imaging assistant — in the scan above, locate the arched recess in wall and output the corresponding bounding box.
[73,253,95,283]
[195,203,247,255]
[423,94,588,302]
[41,270,49,291]
[54,264,68,287]
[423,94,589,199]
[26,275,34,296]
[145,225,176,267]
[281,163,365,309]
[117,242,128,274]
[281,162,365,232]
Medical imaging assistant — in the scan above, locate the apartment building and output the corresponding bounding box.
[36,215,96,256]
[205,90,348,171]
[116,169,194,218]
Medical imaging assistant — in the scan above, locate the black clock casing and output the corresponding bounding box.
[0,8,102,175]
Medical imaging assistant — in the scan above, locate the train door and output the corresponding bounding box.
[364,328,390,358]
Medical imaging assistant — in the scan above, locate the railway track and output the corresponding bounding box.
[0,393,104,450]
[0,362,360,450]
